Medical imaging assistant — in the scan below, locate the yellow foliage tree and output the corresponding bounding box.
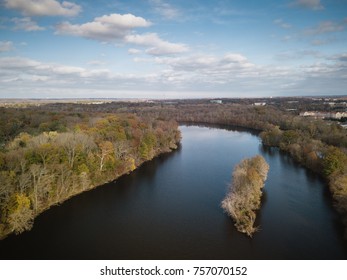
[7,193,34,234]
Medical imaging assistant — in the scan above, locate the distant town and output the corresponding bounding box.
[1,95,346,128]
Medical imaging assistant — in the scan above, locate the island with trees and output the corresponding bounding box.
[221,155,269,237]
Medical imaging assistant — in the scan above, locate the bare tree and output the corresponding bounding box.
[56,132,95,168]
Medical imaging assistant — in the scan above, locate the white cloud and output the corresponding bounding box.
[223,53,250,64]
[150,53,262,87]
[0,56,79,78]
[2,51,346,98]
[56,14,188,55]
[281,35,292,42]
[151,52,347,95]
[0,56,152,90]
[11,17,45,31]
[154,53,254,74]
[283,19,347,45]
[87,60,106,66]
[311,39,328,45]
[133,57,152,63]
[56,13,152,41]
[275,50,322,60]
[51,65,86,75]
[329,53,347,64]
[4,0,81,17]
[125,33,188,55]
[150,0,180,20]
[292,0,324,10]
[273,19,291,29]
[304,20,345,35]
[337,53,347,62]
[128,48,142,55]
[0,41,14,52]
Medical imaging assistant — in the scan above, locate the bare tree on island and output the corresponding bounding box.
[222,155,269,237]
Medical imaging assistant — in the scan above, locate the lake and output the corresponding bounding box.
[1,125,346,259]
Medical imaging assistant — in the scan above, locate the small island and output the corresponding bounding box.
[221,155,269,237]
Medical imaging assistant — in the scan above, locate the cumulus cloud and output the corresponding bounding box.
[150,0,180,20]
[0,56,79,82]
[0,41,14,52]
[55,13,151,41]
[0,56,155,91]
[4,0,81,17]
[125,33,188,55]
[56,13,187,55]
[149,53,262,87]
[292,0,324,10]
[11,17,45,31]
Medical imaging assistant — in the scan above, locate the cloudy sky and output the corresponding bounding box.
[0,0,346,99]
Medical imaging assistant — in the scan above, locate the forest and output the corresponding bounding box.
[0,108,181,239]
[222,155,269,237]
[1,98,347,239]
[44,99,346,237]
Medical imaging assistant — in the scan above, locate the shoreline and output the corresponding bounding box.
[0,143,180,241]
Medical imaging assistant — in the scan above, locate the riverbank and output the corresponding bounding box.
[2,125,345,259]
[0,111,181,240]
[0,144,180,241]
[260,126,347,238]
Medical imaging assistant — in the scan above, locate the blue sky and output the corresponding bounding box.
[0,0,346,98]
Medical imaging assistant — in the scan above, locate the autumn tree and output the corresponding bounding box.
[7,193,34,234]
[323,146,347,177]
[222,155,269,237]
[259,126,282,146]
[56,132,95,168]
[97,141,114,171]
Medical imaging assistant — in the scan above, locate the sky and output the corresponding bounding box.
[0,0,346,99]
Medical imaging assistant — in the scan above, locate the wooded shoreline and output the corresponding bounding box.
[0,111,181,240]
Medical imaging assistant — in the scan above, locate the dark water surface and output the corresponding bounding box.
[1,125,346,259]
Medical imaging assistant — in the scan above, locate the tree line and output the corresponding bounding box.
[260,125,347,237]
[0,110,180,239]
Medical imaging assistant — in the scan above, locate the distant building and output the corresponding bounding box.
[210,100,223,104]
[253,102,266,106]
[300,111,347,119]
